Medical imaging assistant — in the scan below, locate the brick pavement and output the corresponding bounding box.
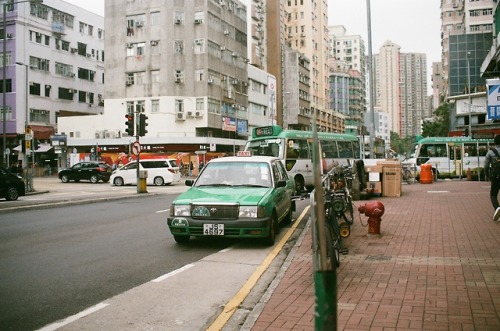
[247,180,500,330]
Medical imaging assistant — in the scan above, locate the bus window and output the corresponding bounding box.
[338,141,354,158]
[286,139,309,159]
[478,143,489,156]
[321,140,338,159]
[352,141,360,159]
[435,144,447,157]
[246,139,284,158]
[464,143,477,157]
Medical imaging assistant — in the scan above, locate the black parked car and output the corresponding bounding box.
[58,161,112,183]
[0,166,25,201]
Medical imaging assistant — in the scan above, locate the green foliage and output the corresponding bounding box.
[390,132,414,156]
[421,103,449,137]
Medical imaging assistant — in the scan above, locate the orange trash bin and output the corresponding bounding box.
[420,164,433,184]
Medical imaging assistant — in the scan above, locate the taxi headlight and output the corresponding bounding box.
[172,205,190,217]
[239,206,264,218]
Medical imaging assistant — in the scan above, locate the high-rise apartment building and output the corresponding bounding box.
[284,0,332,131]
[0,0,104,167]
[373,41,427,138]
[440,0,494,98]
[328,25,366,135]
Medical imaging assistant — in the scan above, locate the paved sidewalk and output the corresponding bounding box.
[245,180,500,330]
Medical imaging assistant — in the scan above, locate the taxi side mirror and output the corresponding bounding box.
[276,180,286,188]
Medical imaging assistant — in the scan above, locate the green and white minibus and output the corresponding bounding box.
[244,125,360,191]
[406,136,495,179]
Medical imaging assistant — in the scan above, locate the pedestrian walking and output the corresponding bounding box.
[484,133,500,221]
[189,161,194,177]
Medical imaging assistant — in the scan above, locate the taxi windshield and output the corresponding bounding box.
[195,162,272,187]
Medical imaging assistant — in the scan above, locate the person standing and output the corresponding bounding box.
[484,134,500,222]
[189,161,194,177]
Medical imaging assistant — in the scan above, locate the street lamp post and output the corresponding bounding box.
[366,0,376,159]
[2,0,42,166]
[16,61,32,191]
[467,51,472,137]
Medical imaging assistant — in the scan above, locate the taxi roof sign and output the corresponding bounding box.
[237,151,252,157]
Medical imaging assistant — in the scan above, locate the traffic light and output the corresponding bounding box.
[138,113,148,136]
[125,113,135,136]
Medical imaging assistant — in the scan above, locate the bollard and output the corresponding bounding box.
[358,201,385,235]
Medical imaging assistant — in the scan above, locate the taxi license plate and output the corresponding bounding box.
[203,224,224,235]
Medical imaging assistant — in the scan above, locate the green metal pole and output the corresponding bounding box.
[311,118,336,330]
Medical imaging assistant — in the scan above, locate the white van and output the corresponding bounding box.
[110,159,181,186]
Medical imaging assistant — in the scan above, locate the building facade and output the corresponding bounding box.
[0,0,104,168]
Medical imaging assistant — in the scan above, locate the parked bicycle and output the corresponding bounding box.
[322,165,354,268]
[402,163,416,184]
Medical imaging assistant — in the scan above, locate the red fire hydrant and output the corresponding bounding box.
[358,201,385,235]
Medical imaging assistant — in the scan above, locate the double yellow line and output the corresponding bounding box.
[206,205,310,331]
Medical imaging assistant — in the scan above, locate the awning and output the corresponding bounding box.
[13,145,22,152]
[29,125,55,140]
[35,144,53,153]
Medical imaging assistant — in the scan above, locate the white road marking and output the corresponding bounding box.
[36,302,109,331]
[151,263,194,283]
[155,209,170,213]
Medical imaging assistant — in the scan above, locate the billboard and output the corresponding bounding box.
[487,78,500,120]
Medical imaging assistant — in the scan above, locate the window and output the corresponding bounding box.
[175,99,184,113]
[58,87,74,100]
[0,106,12,120]
[44,84,51,97]
[151,70,160,83]
[174,70,184,83]
[30,109,49,122]
[126,73,134,85]
[174,40,184,54]
[30,56,50,72]
[77,68,95,81]
[151,11,160,25]
[151,40,160,54]
[194,39,204,53]
[0,52,12,66]
[151,99,159,113]
[196,98,204,110]
[136,71,146,85]
[29,82,41,96]
[195,69,204,82]
[30,3,48,19]
[55,62,74,77]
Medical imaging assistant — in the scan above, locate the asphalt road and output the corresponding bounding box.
[0,177,310,330]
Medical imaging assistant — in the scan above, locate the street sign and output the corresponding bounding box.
[131,141,141,156]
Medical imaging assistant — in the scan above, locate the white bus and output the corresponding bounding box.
[244,125,360,191]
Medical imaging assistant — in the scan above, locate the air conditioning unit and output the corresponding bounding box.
[86,53,92,58]
[232,52,238,57]
[220,46,226,51]
[126,81,132,86]
[224,30,230,35]
[207,78,214,84]
[195,111,203,117]
[68,88,77,93]
[174,77,181,83]
[195,39,203,45]
[68,73,75,77]
[98,94,103,99]
[175,18,182,24]
[232,79,238,85]
[219,0,226,7]
[105,131,114,138]
[70,48,77,53]
[194,19,202,24]
[187,111,194,117]
[176,112,185,121]
[150,40,158,46]
[135,21,143,27]
[95,131,102,139]
[126,43,134,49]
[6,33,13,38]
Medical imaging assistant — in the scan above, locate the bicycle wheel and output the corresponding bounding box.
[344,195,354,225]
[404,169,413,184]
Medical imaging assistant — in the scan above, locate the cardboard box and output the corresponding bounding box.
[382,166,402,197]
[365,165,383,173]
[377,160,402,168]
[367,181,382,194]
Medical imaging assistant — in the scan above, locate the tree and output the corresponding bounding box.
[421,103,449,137]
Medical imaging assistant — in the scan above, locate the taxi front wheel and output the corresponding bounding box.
[174,235,190,244]
[264,214,279,246]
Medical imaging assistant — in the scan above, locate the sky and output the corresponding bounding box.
[329,0,442,89]
[64,0,441,88]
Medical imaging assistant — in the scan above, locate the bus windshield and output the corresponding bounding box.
[245,138,284,158]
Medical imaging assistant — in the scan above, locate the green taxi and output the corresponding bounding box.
[167,154,296,245]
